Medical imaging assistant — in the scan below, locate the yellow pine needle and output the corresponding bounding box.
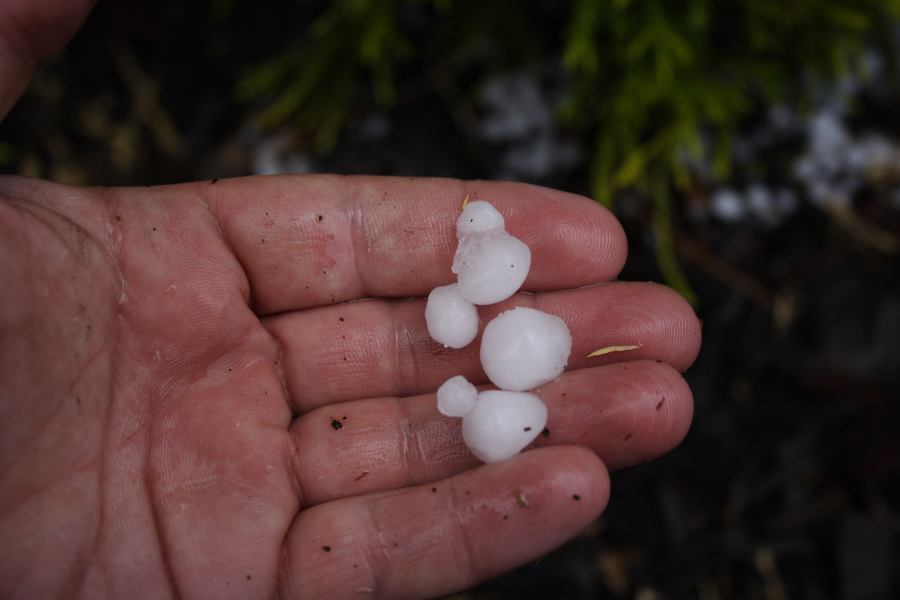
[587,344,641,358]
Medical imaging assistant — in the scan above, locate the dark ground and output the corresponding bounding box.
[2,2,899,599]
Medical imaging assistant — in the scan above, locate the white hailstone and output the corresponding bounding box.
[456,200,505,237]
[462,390,547,463]
[710,187,746,223]
[480,307,572,391]
[452,233,531,305]
[436,375,478,417]
[425,284,479,348]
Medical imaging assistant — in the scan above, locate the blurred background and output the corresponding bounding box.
[2,1,899,598]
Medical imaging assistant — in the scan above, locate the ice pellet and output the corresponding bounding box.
[480,307,572,391]
[461,390,548,463]
[456,200,506,236]
[425,283,479,348]
[452,233,531,305]
[436,375,478,417]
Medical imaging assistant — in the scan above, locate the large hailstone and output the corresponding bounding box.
[462,390,547,463]
[425,284,479,348]
[436,375,478,417]
[451,199,531,306]
[452,233,531,305]
[480,307,572,391]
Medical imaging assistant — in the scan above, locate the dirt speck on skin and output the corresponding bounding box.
[245,574,251,580]
[541,427,550,438]
[339,317,345,322]
[317,214,324,222]
[431,487,437,492]
[573,494,581,501]
[354,471,369,481]
[322,545,331,552]
[211,178,219,184]
[331,419,343,430]
[656,397,666,410]
[624,432,633,440]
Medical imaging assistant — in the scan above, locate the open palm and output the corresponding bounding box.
[0,175,699,598]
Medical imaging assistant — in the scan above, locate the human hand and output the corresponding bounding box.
[0,175,700,598]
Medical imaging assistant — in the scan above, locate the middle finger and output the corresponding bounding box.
[265,281,701,413]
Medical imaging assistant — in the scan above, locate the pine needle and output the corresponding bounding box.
[587,344,641,358]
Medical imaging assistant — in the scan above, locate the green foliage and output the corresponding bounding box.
[235,0,899,298]
[0,142,15,166]
[561,0,900,207]
[237,0,412,151]
[238,0,899,174]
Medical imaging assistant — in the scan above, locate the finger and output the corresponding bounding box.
[278,446,608,599]
[0,0,95,119]
[199,175,627,314]
[290,360,691,507]
[266,281,701,412]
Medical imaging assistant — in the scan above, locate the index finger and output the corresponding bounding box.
[201,175,627,314]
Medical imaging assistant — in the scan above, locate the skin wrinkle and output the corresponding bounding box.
[16,186,125,292]
[394,402,416,490]
[0,189,118,590]
[285,429,305,511]
[446,483,479,589]
[266,326,301,411]
[69,345,116,599]
[75,192,135,597]
[347,184,371,301]
[93,191,192,599]
[274,528,293,600]
[0,194,115,556]
[362,494,394,599]
[144,421,183,600]
[198,187,254,309]
[391,300,420,399]
[0,451,101,521]
[5,512,62,596]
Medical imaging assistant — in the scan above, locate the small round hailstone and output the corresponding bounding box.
[462,390,547,463]
[456,200,505,237]
[436,375,478,417]
[480,307,572,391]
[452,233,531,305]
[425,284,479,348]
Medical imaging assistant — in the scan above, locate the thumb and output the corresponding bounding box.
[0,0,95,120]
